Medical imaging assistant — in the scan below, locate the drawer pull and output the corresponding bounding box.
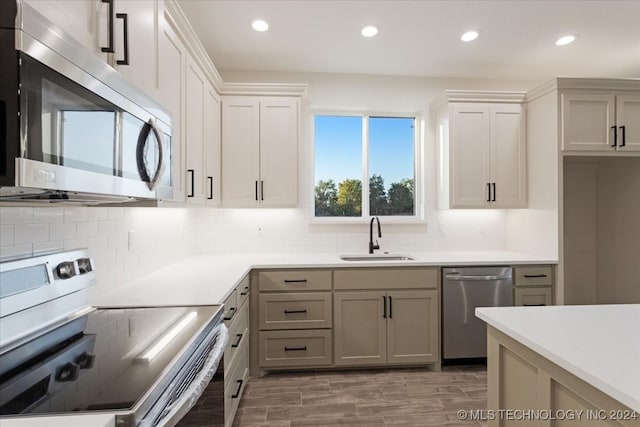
[240,286,250,296]
[524,303,546,306]
[284,279,308,283]
[224,306,237,321]
[284,346,307,352]
[231,379,243,398]
[284,309,307,314]
[231,333,243,348]
[523,274,547,278]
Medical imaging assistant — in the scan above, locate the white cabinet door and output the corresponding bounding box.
[185,56,207,204]
[259,98,299,207]
[450,103,491,207]
[490,104,526,208]
[221,97,260,206]
[157,16,185,202]
[205,85,221,205]
[616,94,640,152]
[112,0,159,96]
[562,93,615,152]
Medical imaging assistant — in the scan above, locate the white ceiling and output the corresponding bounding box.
[177,0,640,81]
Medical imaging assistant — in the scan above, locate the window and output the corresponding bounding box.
[314,114,417,219]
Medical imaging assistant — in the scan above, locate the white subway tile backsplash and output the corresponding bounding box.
[49,222,77,241]
[0,244,32,261]
[33,241,64,255]
[14,223,50,245]
[0,225,14,247]
[0,207,33,225]
[64,207,89,223]
[33,207,64,223]
[76,221,99,238]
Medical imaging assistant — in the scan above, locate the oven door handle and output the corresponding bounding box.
[146,323,228,427]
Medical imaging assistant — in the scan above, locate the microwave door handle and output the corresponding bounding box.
[136,119,165,191]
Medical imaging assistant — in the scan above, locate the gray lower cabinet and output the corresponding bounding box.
[513,265,555,306]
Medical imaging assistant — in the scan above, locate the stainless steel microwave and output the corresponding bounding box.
[0,1,172,203]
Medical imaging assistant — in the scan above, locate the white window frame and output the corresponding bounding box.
[310,110,424,224]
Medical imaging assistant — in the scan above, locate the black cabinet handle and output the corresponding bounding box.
[486,183,491,202]
[187,169,195,197]
[231,379,243,398]
[260,180,264,201]
[491,183,496,202]
[524,274,547,278]
[620,125,626,147]
[223,306,237,321]
[116,13,129,65]
[383,296,387,319]
[207,176,213,200]
[240,286,249,296]
[231,333,243,348]
[284,346,307,351]
[284,309,307,314]
[612,125,618,147]
[101,0,114,53]
[523,303,546,306]
[284,279,307,284]
[255,180,258,201]
[389,296,393,319]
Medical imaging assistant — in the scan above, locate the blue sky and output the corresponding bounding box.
[314,115,414,189]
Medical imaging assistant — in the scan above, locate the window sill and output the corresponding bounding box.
[309,216,427,226]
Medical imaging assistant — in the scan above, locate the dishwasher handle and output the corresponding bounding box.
[444,274,512,281]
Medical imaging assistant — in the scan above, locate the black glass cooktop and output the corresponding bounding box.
[0,305,222,417]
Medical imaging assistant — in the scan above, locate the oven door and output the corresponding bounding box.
[11,52,172,201]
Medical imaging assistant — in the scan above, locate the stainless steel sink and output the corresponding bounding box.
[339,254,415,261]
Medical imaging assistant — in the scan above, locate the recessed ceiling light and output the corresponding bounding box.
[361,26,378,38]
[461,31,479,42]
[555,35,576,46]
[251,19,269,32]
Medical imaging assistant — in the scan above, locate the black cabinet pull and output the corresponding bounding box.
[231,333,243,348]
[284,346,307,351]
[260,180,264,201]
[115,13,129,65]
[255,180,258,201]
[207,176,213,199]
[284,279,307,284]
[491,183,496,202]
[620,125,626,147]
[223,306,237,321]
[383,296,387,319]
[486,183,491,202]
[523,303,546,306]
[524,274,547,278]
[240,286,249,296]
[231,379,243,398]
[389,296,393,319]
[284,309,307,314]
[101,0,114,53]
[187,169,195,197]
[612,125,618,147]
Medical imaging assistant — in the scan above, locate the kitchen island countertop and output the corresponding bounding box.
[94,250,556,307]
[476,304,640,413]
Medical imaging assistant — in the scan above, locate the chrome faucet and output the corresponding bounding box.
[369,216,382,254]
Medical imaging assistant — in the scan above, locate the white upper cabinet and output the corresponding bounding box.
[185,56,208,204]
[221,96,299,207]
[204,84,221,206]
[443,95,526,209]
[562,92,640,153]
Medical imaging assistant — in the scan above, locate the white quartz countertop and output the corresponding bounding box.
[94,250,556,307]
[476,304,640,413]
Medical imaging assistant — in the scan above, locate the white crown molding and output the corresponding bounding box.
[219,82,308,97]
[527,77,640,103]
[525,79,559,103]
[444,90,526,103]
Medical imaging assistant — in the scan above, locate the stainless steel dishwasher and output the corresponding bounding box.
[442,266,513,360]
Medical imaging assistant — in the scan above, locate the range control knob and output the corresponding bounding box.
[56,262,76,279]
[55,362,80,382]
[74,352,96,369]
[77,258,93,274]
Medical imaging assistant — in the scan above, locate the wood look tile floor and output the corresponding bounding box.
[232,365,488,427]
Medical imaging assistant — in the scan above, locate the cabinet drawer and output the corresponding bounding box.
[223,289,238,322]
[334,268,438,290]
[515,287,553,306]
[259,270,331,292]
[259,329,332,367]
[225,339,249,427]
[259,293,331,330]
[515,266,553,286]
[224,301,249,373]
[237,275,251,308]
